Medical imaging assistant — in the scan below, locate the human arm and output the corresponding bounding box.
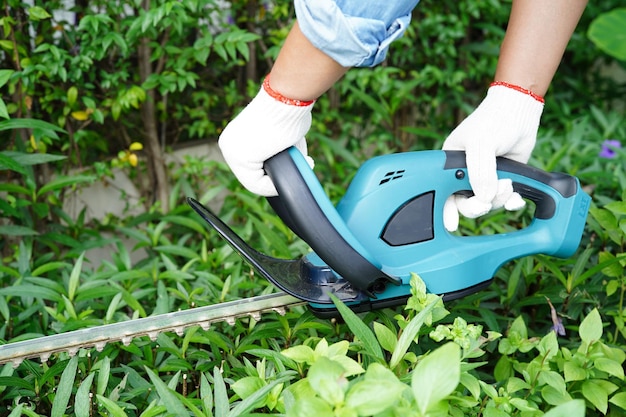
[495,0,588,96]
[269,22,349,101]
[217,22,348,196]
[218,0,420,196]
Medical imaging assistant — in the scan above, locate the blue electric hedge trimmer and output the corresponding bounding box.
[189,148,591,317]
[0,148,590,365]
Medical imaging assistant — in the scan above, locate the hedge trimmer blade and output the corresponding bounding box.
[0,293,303,367]
[188,197,370,305]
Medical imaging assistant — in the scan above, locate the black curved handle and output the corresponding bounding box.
[264,149,401,293]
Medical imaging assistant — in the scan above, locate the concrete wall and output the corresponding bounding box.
[63,141,226,267]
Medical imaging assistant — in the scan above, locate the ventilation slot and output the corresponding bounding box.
[379,170,406,185]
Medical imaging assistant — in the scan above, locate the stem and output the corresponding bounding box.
[138,0,170,212]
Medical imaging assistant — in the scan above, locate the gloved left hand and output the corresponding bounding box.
[218,76,315,197]
[442,83,545,232]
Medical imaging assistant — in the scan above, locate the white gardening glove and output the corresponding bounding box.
[442,83,545,232]
[218,77,315,196]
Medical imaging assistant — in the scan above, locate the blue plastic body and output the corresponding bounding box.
[282,148,591,307]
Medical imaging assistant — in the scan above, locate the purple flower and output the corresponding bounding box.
[599,139,622,159]
[547,297,566,336]
[551,317,566,336]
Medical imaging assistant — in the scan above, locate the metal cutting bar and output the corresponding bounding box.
[0,292,303,367]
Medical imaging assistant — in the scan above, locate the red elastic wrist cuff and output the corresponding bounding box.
[490,81,545,104]
[263,75,315,107]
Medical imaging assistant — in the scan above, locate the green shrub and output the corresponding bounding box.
[1,1,626,416]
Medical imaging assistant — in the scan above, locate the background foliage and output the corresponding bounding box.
[1,0,626,416]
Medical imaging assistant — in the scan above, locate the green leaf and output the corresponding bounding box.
[588,8,626,61]
[154,245,199,259]
[0,182,31,195]
[0,118,65,134]
[200,373,213,416]
[610,392,626,411]
[0,151,66,167]
[0,98,8,120]
[0,265,19,279]
[347,85,391,124]
[121,290,147,318]
[329,355,365,378]
[231,376,264,402]
[62,294,77,319]
[595,357,625,380]
[605,200,626,216]
[411,342,460,415]
[281,345,315,364]
[543,400,586,417]
[509,315,528,339]
[483,406,510,417]
[288,397,334,417]
[328,294,383,361]
[579,308,603,345]
[0,153,26,173]
[28,6,52,21]
[227,376,290,417]
[0,297,9,323]
[0,225,39,236]
[599,251,623,278]
[75,373,96,417]
[0,284,63,302]
[541,385,573,406]
[145,368,186,415]
[345,363,404,415]
[96,395,129,417]
[536,331,559,361]
[538,370,567,394]
[51,356,79,417]
[589,207,617,231]
[306,356,346,406]
[97,356,111,396]
[564,361,587,382]
[37,175,95,196]
[0,69,13,88]
[582,380,608,414]
[0,376,34,390]
[32,261,71,277]
[461,372,482,400]
[68,252,84,301]
[389,297,439,369]
[509,398,537,413]
[373,321,397,353]
[161,214,208,236]
[213,367,229,417]
[67,86,78,107]
[110,269,150,281]
[0,40,13,52]
[7,405,24,417]
[251,216,291,256]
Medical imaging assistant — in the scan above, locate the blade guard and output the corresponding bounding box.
[264,148,590,301]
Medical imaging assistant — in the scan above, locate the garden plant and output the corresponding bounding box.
[1,0,626,416]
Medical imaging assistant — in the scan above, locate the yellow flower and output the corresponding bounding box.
[128,153,138,167]
[71,109,93,121]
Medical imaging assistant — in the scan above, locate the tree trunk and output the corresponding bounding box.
[138,0,169,212]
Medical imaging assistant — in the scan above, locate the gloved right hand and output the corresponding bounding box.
[441,83,544,232]
[218,76,316,196]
